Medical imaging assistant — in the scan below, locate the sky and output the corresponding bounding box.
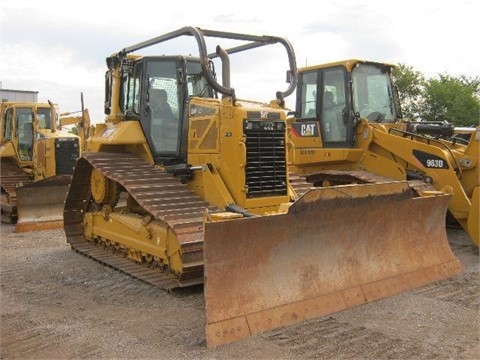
[1,0,479,123]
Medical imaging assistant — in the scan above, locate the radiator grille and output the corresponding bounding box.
[244,120,287,198]
[55,138,80,175]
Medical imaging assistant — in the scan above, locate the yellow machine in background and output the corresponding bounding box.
[288,59,479,246]
[58,93,92,151]
[63,29,462,348]
[0,99,88,232]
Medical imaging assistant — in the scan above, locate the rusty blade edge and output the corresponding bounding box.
[205,259,462,347]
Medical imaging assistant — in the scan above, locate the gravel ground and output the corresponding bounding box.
[0,224,478,360]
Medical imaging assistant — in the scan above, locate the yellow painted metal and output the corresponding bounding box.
[90,169,118,204]
[1,101,80,179]
[204,182,463,347]
[1,100,82,230]
[467,187,479,247]
[362,123,478,246]
[59,108,92,150]
[0,142,16,157]
[289,60,479,247]
[84,211,181,271]
[188,164,235,209]
[85,121,155,165]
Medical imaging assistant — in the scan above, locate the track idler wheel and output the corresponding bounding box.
[90,169,120,206]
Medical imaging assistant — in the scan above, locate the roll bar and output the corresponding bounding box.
[112,26,298,103]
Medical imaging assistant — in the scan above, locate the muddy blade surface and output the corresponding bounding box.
[203,182,463,347]
[15,176,71,232]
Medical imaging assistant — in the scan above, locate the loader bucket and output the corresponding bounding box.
[15,176,71,233]
[204,181,463,347]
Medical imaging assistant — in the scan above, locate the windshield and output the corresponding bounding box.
[352,63,396,122]
[37,107,52,129]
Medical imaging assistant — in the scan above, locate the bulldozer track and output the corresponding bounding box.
[1,158,33,223]
[64,152,221,291]
[291,169,435,197]
[288,173,311,197]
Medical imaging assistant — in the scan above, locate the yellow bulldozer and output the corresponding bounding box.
[287,59,478,247]
[63,28,462,348]
[1,98,89,232]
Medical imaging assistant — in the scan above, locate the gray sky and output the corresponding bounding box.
[1,0,479,123]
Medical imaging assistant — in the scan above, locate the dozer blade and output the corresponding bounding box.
[15,176,71,233]
[204,181,463,347]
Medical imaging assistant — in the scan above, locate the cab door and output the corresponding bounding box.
[15,107,34,162]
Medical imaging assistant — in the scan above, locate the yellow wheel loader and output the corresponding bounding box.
[0,100,86,232]
[63,29,462,348]
[288,59,479,247]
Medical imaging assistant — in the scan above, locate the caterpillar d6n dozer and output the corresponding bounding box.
[1,99,86,232]
[288,59,478,247]
[63,29,462,348]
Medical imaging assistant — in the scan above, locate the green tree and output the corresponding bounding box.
[68,125,79,135]
[420,74,479,127]
[393,63,480,126]
[392,63,425,120]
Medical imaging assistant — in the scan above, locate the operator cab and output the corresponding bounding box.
[115,56,215,165]
[2,106,35,161]
[296,61,400,147]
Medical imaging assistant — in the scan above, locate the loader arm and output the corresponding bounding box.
[367,126,478,246]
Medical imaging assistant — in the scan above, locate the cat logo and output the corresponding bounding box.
[291,122,319,137]
[301,123,316,136]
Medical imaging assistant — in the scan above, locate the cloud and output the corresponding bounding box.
[1,0,479,123]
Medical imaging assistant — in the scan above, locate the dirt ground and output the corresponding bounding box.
[0,224,478,360]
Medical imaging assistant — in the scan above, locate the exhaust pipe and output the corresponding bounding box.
[216,45,232,99]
